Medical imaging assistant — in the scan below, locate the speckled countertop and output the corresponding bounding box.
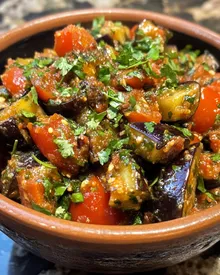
[0,0,220,275]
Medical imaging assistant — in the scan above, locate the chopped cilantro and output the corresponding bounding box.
[21,110,36,118]
[184,95,195,104]
[98,66,111,84]
[71,192,84,203]
[91,16,105,36]
[54,137,74,158]
[58,87,78,97]
[197,176,216,201]
[144,122,155,133]
[55,186,67,196]
[55,206,71,220]
[129,96,136,109]
[32,154,56,169]
[173,125,192,138]
[98,138,129,165]
[54,57,73,76]
[127,71,143,79]
[87,111,106,130]
[133,215,142,225]
[32,202,52,216]
[43,178,53,200]
[147,46,160,60]
[11,139,18,155]
[98,148,111,165]
[202,63,210,72]
[211,153,220,162]
[30,87,38,105]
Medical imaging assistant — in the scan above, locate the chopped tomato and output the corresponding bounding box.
[192,80,220,133]
[130,24,138,40]
[1,67,28,97]
[208,129,220,153]
[17,166,61,214]
[31,69,60,102]
[27,113,89,176]
[54,25,97,57]
[125,75,155,89]
[70,175,125,225]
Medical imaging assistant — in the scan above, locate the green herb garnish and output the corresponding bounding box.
[32,154,56,169]
[71,192,84,203]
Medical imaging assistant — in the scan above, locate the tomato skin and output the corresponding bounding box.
[130,24,138,40]
[192,80,220,133]
[27,114,89,176]
[70,175,124,225]
[31,69,60,102]
[1,67,28,97]
[54,25,97,57]
[125,75,154,89]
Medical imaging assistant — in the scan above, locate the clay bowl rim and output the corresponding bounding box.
[0,8,220,245]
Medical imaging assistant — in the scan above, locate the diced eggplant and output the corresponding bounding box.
[96,34,114,47]
[0,92,45,122]
[199,152,220,190]
[0,117,32,148]
[152,144,202,221]
[42,90,87,117]
[0,151,40,200]
[157,81,201,122]
[17,165,62,214]
[106,151,150,210]
[128,122,190,164]
[79,78,108,113]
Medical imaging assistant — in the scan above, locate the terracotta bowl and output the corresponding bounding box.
[0,9,220,273]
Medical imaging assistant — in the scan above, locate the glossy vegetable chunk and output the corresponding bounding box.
[152,144,202,221]
[54,25,97,56]
[70,175,125,225]
[27,113,89,176]
[0,151,40,200]
[106,152,149,210]
[0,91,45,122]
[128,122,190,164]
[199,152,220,189]
[157,82,201,122]
[1,66,29,98]
[192,80,220,133]
[17,165,62,214]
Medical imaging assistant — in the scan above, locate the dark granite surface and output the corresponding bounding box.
[0,0,219,274]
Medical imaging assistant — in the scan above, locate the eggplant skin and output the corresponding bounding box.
[43,93,87,117]
[128,122,190,164]
[0,151,40,200]
[157,81,201,122]
[0,117,31,148]
[152,144,202,221]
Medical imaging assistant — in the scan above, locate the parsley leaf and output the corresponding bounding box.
[30,87,38,105]
[54,57,73,76]
[54,137,74,158]
[55,206,71,220]
[87,111,107,130]
[144,122,155,133]
[98,66,111,85]
[98,148,111,165]
[211,153,220,162]
[91,16,105,36]
[32,202,52,216]
[43,178,53,200]
[197,176,216,201]
[32,154,56,169]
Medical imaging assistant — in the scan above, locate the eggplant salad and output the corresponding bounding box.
[0,18,219,225]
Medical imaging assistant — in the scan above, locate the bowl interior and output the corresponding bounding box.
[0,21,219,75]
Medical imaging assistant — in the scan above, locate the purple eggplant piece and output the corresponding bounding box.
[95,34,114,47]
[42,94,87,117]
[130,122,189,150]
[0,151,40,200]
[204,179,220,190]
[128,122,190,164]
[0,117,31,148]
[152,144,202,221]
